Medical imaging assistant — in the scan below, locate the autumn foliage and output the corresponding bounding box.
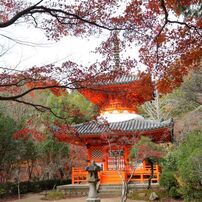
[157,48,202,93]
[0,0,201,106]
[13,128,45,142]
[26,80,67,97]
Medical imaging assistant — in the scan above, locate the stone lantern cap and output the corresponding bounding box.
[85,161,101,172]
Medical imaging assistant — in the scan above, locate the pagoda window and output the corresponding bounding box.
[91,148,103,160]
[89,147,105,170]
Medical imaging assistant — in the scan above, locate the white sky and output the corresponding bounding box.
[0,0,142,73]
[0,0,142,71]
[0,24,142,72]
[0,0,186,74]
[0,23,108,70]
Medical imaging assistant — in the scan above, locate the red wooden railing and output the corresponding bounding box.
[72,164,160,184]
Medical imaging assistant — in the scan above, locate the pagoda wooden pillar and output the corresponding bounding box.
[156,164,160,182]
[103,147,108,171]
[124,146,129,168]
[87,148,92,164]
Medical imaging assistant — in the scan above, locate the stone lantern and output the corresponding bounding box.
[85,161,101,202]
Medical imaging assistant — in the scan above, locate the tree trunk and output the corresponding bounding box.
[17,180,20,200]
[15,169,21,200]
[147,159,154,189]
[27,160,34,180]
[121,181,128,202]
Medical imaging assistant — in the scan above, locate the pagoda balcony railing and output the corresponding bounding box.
[72,167,88,184]
[125,164,160,184]
[72,164,160,184]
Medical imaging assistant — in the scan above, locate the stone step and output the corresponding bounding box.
[57,183,159,197]
[98,185,122,191]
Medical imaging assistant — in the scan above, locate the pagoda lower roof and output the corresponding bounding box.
[73,118,174,135]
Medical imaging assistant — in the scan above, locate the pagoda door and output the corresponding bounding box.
[108,149,125,170]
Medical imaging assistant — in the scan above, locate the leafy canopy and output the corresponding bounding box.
[0,0,201,108]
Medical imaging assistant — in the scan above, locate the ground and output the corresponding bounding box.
[1,193,146,202]
[0,193,184,202]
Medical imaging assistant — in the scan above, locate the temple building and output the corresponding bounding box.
[69,34,174,185]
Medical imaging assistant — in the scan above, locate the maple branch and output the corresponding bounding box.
[159,0,202,37]
[155,44,160,70]
[167,19,202,37]
[30,7,115,31]
[0,77,108,101]
[0,78,28,87]
[0,63,127,101]
[0,0,43,28]
[13,99,65,119]
[153,0,202,72]
[0,84,71,101]
[0,1,127,31]
[160,0,169,20]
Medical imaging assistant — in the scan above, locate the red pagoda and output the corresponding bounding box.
[69,34,174,185]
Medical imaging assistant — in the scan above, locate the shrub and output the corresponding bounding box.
[0,187,6,198]
[160,170,178,190]
[46,191,65,200]
[168,186,181,199]
[160,130,202,201]
[180,185,202,202]
[0,179,71,197]
[176,131,202,201]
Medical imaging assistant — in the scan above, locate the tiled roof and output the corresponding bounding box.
[73,118,173,135]
[97,75,136,86]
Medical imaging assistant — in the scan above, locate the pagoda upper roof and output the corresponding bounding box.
[96,75,136,86]
[73,118,174,135]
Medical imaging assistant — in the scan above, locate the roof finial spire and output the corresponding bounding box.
[113,31,120,70]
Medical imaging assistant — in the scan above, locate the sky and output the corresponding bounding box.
[0,0,141,73]
[0,23,142,73]
[0,23,107,71]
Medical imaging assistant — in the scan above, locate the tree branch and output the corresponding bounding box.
[13,99,65,119]
[0,0,43,28]
[158,0,202,38]
[0,1,126,31]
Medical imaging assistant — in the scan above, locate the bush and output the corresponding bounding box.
[160,170,178,190]
[160,130,202,201]
[176,131,202,201]
[180,186,202,202]
[168,186,181,199]
[46,191,65,200]
[0,179,71,197]
[0,187,6,198]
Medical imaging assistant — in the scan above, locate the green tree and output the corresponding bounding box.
[181,66,202,106]
[0,112,21,182]
[177,1,202,18]
[0,111,40,177]
[20,140,38,180]
[45,91,97,124]
[37,134,69,180]
[175,130,202,201]
[160,130,202,201]
[0,89,96,182]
